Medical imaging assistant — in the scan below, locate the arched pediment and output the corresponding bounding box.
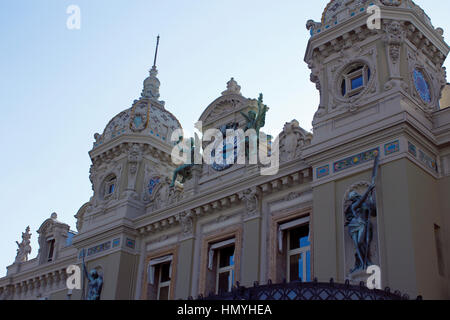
[199,94,251,126]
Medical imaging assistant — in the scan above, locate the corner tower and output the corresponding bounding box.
[303,0,450,299]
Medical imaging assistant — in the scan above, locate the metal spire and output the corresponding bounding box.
[153,35,160,68]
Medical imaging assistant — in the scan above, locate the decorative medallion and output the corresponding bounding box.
[130,101,149,132]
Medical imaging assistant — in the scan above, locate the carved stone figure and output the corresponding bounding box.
[241,188,258,216]
[15,227,32,263]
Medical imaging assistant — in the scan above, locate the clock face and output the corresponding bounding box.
[211,138,238,172]
[413,69,432,103]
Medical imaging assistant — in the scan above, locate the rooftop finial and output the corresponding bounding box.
[153,35,160,68]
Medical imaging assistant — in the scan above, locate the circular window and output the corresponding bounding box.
[340,63,371,98]
[413,69,432,103]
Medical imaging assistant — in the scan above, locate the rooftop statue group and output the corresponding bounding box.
[170,94,269,187]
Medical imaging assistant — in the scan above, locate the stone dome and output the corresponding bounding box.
[92,67,182,149]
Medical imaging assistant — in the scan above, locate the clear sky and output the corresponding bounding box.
[0,0,449,277]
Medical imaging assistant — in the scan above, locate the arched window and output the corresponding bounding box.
[340,63,371,98]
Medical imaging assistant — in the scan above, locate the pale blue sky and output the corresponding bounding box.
[0,0,449,276]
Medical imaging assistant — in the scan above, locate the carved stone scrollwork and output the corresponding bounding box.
[124,144,143,200]
[239,187,260,218]
[279,120,313,163]
[148,177,171,211]
[179,210,194,236]
[382,20,409,91]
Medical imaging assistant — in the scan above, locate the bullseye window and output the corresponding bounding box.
[413,69,432,103]
[340,63,371,98]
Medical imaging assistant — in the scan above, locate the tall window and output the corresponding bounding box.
[207,238,236,294]
[216,246,235,294]
[47,239,55,262]
[287,226,311,282]
[278,217,311,282]
[147,254,173,300]
[157,262,171,300]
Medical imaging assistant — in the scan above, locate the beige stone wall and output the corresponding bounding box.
[438,175,450,297]
[440,84,450,109]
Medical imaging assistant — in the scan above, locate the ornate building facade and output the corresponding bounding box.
[1,0,450,300]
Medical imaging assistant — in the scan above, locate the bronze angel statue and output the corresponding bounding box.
[240,93,268,135]
[240,93,270,159]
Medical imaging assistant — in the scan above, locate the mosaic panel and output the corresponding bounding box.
[384,140,400,155]
[333,148,379,173]
[316,165,330,179]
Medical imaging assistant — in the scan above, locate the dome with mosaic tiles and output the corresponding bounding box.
[307,0,436,37]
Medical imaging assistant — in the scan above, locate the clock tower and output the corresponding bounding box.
[303,0,450,299]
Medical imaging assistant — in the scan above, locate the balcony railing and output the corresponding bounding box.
[192,279,421,301]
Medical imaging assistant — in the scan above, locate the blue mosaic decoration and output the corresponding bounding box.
[316,165,330,179]
[87,241,111,256]
[384,141,400,155]
[333,148,379,173]
[148,177,160,195]
[419,150,438,173]
[413,69,432,103]
[408,142,417,157]
[126,238,135,249]
[112,238,121,248]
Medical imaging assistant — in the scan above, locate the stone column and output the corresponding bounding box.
[174,211,195,299]
[239,187,262,287]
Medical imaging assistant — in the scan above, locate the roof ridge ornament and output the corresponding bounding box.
[221,77,242,96]
[141,35,164,105]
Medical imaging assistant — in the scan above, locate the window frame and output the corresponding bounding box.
[199,227,242,296]
[341,64,371,98]
[103,175,117,199]
[286,226,311,283]
[47,238,56,262]
[156,262,172,300]
[215,245,235,294]
[142,247,178,301]
[269,208,313,284]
